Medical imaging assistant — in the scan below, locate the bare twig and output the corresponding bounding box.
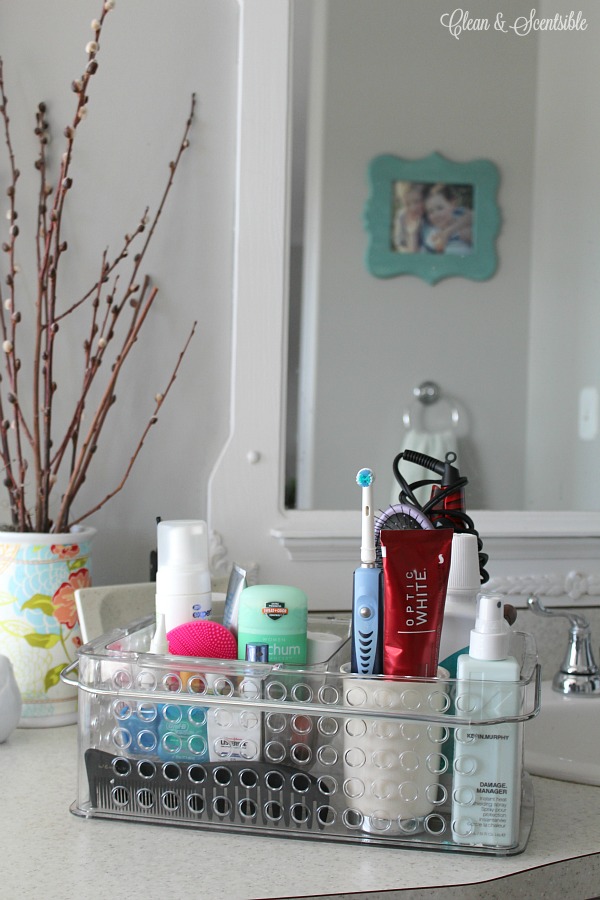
[68,321,197,528]
[0,1,196,532]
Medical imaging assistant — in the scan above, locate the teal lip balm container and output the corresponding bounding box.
[237,585,308,665]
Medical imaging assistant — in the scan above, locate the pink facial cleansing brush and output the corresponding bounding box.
[167,620,238,659]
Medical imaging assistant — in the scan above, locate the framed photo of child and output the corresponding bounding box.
[364,153,500,284]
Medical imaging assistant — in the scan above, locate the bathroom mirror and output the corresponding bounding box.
[208,0,600,610]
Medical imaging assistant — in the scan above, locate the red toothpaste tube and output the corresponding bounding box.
[380,528,453,678]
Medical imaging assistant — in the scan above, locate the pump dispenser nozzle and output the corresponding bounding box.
[469,593,510,661]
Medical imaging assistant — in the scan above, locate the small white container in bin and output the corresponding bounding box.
[62,615,540,855]
[341,663,450,833]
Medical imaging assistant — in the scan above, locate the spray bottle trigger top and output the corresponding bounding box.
[469,593,510,661]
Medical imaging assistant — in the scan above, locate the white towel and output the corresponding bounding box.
[391,429,458,506]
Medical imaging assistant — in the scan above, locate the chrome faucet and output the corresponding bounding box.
[528,595,600,695]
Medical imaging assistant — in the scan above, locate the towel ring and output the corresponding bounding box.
[402,381,465,433]
[413,380,440,406]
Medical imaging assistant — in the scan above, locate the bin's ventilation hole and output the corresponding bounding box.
[291,683,313,703]
[162,673,182,693]
[428,725,449,744]
[425,813,447,835]
[112,757,131,776]
[369,813,392,832]
[317,716,339,737]
[238,798,257,819]
[265,713,287,734]
[317,745,338,767]
[112,669,132,690]
[188,707,206,726]
[111,786,130,807]
[111,728,132,751]
[239,679,261,701]
[290,804,310,824]
[163,762,181,782]
[428,690,451,713]
[291,773,311,794]
[161,791,179,811]
[187,735,207,756]
[213,796,232,817]
[398,817,421,834]
[343,777,365,800]
[290,743,312,765]
[318,685,340,705]
[265,770,285,792]
[135,670,157,691]
[239,768,259,789]
[426,752,449,775]
[187,794,204,814]
[137,759,155,779]
[343,808,363,829]
[214,766,233,786]
[317,775,337,795]
[188,765,207,784]
[137,730,157,752]
[187,676,207,695]
[317,805,336,826]
[291,714,312,735]
[264,741,286,763]
[136,789,154,809]
[426,782,448,805]
[264,801,284,822]
[266,681,287,702]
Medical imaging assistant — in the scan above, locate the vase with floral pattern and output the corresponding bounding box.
[0,528,95,726]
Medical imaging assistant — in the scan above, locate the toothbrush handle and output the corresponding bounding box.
[361,484,376,565]
[351,566,383,675]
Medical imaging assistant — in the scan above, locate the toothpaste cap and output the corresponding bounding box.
[447,532,481,595]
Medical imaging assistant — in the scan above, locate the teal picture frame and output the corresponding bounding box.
[364,153,500,284]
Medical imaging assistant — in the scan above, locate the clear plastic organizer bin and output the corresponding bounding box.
[62,616,540,855]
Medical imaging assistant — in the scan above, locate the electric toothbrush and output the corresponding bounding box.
[351,468,383,675]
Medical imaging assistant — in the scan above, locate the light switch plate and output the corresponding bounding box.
[579,386,598,440]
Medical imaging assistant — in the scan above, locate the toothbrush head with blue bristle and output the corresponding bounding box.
[356,468,376,565]
[356,467,374,489]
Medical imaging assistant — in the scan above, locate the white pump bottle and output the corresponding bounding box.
[155,520,212,635]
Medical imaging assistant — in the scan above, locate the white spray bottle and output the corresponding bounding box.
[451,593,522,848]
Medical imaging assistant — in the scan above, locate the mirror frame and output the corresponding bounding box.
[208,0,600,610]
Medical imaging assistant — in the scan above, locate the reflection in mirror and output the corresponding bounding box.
[209,0,600,610]
[286,0,599,514]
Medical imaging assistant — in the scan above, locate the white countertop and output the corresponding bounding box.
[2,725,599,900]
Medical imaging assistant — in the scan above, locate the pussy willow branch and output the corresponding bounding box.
[0,0,196,532]
[55,279,159,531]
[68,320,197,529]
[35,7,112,532]
[47,91,195,509]
[0,58,32,528]
[50,88,196,533]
